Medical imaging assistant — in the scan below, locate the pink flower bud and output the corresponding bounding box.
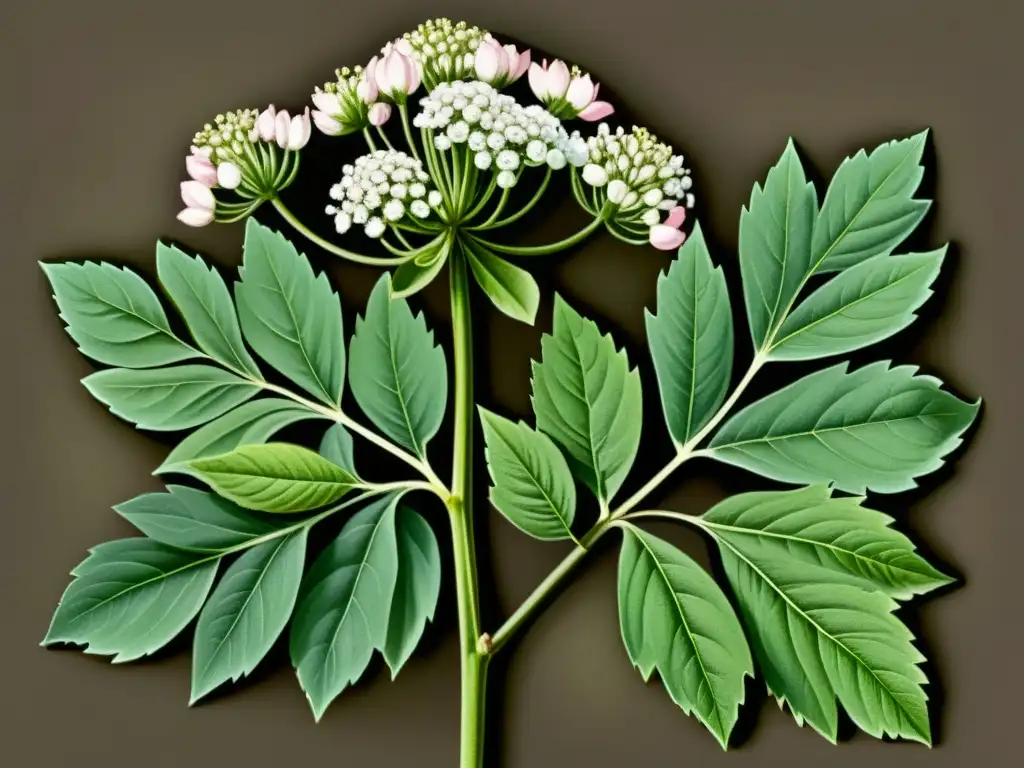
[545,60,571,99]
[256,105,277,142]
[566,75,597,110]
[368,102,392,126]
[578,101,615,121]
[313,109,344,136]
[475,37,508,84]
[275,109,291,148]
[374,47,420,98]
[664,205,686,229]
[356,71,377,103]
[180,180,215,212]
[649,226,687,251]
[286,107,311,150]
[507,46,531,80]
[177,207,214,227]
[217,161,242,190]
[186,152,218,187]
[312,90,342,114]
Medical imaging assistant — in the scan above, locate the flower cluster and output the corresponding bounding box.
[326,149,443,238]
[396,18,487,90]
[312,66,377,136]
[529,60,613,121]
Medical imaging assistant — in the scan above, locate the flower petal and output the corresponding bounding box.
[186,154,218,186]
[566,75,596,109]
[528,61,549,100]
[177,207,214,227]
[649,224,686,250]
[275,110,291,148]
[664,205,686,228]
[547,59,571,98]
[313,110,344,135]
[216,162,242,190]
[577,101,615,121]
[180,180,215,211]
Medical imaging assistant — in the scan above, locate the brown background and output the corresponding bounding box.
[2,0,1020,765]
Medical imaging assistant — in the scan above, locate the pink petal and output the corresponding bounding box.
[547,60,571,99]
[664,205,686,228]
[369,102,392,126]
[312,90,341,114]
[180,180,215,211]
[384,50,406,92]
[256,106,277,142]
[528,62,548,100]
[566,75,596,109]
[313,110,343,135]
[513,49,532,80]
[177,207,214,227]
[275,110,291,148]
[577,101,615,121]
[649,225,686,251]
[404,54,421,94]
[185,154,218,186]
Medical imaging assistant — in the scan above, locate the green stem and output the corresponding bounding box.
[472,168,552,231]
[376,125,396,151]
[469,209,608,256]
[362,128,378,152]
[271,198,408,267]
[399,104,421,162]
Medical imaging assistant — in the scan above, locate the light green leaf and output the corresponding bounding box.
[43,539,218,662]
[531,295,642,503]
[812,132,930,273]
[156,242,262,378]
[702,485,952,599]
[384,506,441,676]
[290,494,400,720]
[235,219,344,406]
[319,423,358,477]
[188,443,361,513]
[769,249,945,361]
[391,236,451,299]
[82,364,259,431]
[618,524,752,748]
[645,223,733,445]
[191,529,307,703]
[479,407,576,541]
[349,274,447,458]
[41,261,197,368]
[739,140,817,349]
[709,361,980,494]
[464,240,540,324]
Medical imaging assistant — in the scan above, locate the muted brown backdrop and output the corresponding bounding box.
[2,0,1020,765]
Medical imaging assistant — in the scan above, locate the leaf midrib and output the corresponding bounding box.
[493,425,572,538]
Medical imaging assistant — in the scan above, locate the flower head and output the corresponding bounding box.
[474,35,531,88]
[529,60,614,121]
[312,66,376,136]
[396,18,487,91]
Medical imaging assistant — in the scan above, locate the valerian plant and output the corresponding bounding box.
[41,16,979,765]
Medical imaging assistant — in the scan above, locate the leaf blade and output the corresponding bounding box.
[464,240,540,324]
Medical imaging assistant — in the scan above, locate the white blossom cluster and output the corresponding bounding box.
[412,80,586,189]
[326,150,443,238]
[398,18,486,90]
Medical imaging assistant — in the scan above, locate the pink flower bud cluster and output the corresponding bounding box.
[473,35,530,88]
[529,60,614,122]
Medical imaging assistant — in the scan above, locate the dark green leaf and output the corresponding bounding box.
[465,240,540,324]
[319,423,358,477]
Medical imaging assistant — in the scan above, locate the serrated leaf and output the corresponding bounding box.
[702,485,952,599]
[319,423,358,477]
[618,524,752,748]
[188,443,361,513]
[709,361,979,493]
[646,223,734,445]
[82,364,259,431]
[43,539,218,662]
[479,407,576,541]
[384,506,441,676]
[464,239,540,324]
[290,494,400,720]
[349,274,447,458]
[156,242,262,378]
[115,485,280,551]
[739,140,817,349]
[157,398,325,475]
[191,529,307,703]
[769,249,945,361]
[812,132,930,273]
[235,219,344,406]
[41,261,197,368]
[391,236,451,299]
[531,295,642,503]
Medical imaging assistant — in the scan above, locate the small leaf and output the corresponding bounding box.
[645,223,734,445]
[191,529,307,703]
[618,524,752,748]
[319,423,358,476]
[156,242,262,378]
[479,407,576,541]
[41,261,197,368]
[82,364,259,431]
[43,539,218,662]
[531,295,642,503]
[464,240,540,324]
[188,443,361,513]
[349,274,447,458]
[390,237,451,299]
[709,361,980,494]
[235,219,345,406]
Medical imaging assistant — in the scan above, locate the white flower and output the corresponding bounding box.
[428,190,443,207]
[334,212,353,234]
[607,179,628,204]
[365,217,386,238]
[582,164,608,186]
[546,148,567,170]
[496,150,519,171]
[383,199,406,221]
[410,182,426,198]
[410,199,431,218]
[526,140,547,164]
[497,170,517,189]
[475,151,492,170]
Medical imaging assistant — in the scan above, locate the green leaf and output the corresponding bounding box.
[115,485,280,551]
[618,524,752,748]
[464,240,540,324]
[82,365,259,431]
[290,494,400,720]
[709,361,980,494]
[645,223,734,445]
[235,219,344,406]
[383,506,441,676]
[390,236,451,299]
[156,398,326,475]
[702,485,952,599]
[41,261,197,368]
[191,529,307,703]
[156,242,262,379]
[811,131,930,273]
[769,249,945,361]
[349,274,447,458]
[479,407,577,541]
[43,539,218,662]
[739,140,817,349]
[319,423,359,477]
[188,443,361,513]
[531,295,642,503]
[709,523,931,743]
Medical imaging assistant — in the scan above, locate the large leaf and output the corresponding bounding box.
[235,219,345,406]
[191,529,307,703]
[769,249,944,361]
[41,261,197,368]
[618,524,752,748]
[479,407,576,541]
[464,239,540,324]
[319,423,359,477]
[383,506,441,676]
[701,485,952,600]
[188,443,361,513]
[82,364,259,431]
[811,132,930,273]
[738,140,817,349]
[531,295,642,503]
[708,361,979,493]
[349,274,447,458]
[645,223,734,445]
[43,539,218,662]
[156,243,262,378]
[290,494,400,720]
